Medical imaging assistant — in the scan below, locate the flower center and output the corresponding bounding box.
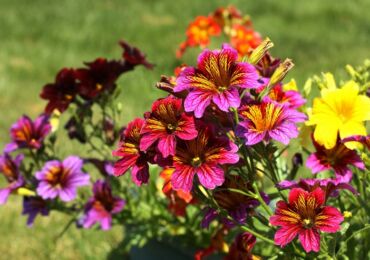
[96,83,103,91]
[302,218,314,228]
[64,94,73,100]
[191,156,202,167]
[217,86,228,92]
[167,123,176,131]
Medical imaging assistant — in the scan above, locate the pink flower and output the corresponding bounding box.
[306,137,365,182]
[112,118,153,186]
[174,44,259,118]
[0,153,24,204]
[238,102,306,145]
[140,96,198,158]
[270,188,343,253]
[171,125,239,192]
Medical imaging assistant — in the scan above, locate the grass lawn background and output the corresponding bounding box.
[0,0,369,259]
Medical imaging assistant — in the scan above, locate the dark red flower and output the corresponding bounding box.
[225,232,259,260]
[119,40,153,69]
[40,68,78,114]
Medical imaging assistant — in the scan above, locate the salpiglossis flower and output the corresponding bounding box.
[270,188,343,253]
[40,68,78,114]
[35,156,90,201]
[238,102,306,145]
[307,80,370,149]
[0,153,24,204]
[225,232,260,260]
[22,196,49,227]
[80,180,125,230]
[175,44,259,118]
[306,137,365,182]
[113,118,154,186]
[171,125,239,192]
[140,96,198,158]
[4,114,51,153]
[230,24,262,57]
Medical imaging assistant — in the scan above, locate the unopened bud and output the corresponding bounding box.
[343,211,352,218]
[16,187,36,196]
[247,37,274,64]
[269,59,294,86]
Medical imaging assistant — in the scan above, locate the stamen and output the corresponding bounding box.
[191,156,202,167]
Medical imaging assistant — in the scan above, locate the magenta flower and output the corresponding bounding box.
[5,115,51,153]
[262,83,306,109]
[80,180,125,230]
[174,44,259,118]
[306,137,365,182]
[342,134,370,150]
[0,153,24,204]
[35,156,90,201]
[22,196,49,227]
[171,125,239,192]
[140,96,198,158]
[270,188,343,253]
[277,178,358,200]
[113,118,153,186]
[238,102,306,145]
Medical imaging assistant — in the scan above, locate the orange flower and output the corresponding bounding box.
[231,24,262,57]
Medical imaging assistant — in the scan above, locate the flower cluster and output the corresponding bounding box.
[177,6,262,59]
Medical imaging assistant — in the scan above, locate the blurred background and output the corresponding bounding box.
[0,0,369,259]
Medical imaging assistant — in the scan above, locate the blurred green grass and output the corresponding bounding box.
[0,0,369,259]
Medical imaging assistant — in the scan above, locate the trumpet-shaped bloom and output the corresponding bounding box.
[270,188,343,253]
[238,102,306,145]
[5,115,51,153]
[0,153,24,204]
[171,125,239,192]
[80,180,125,230]
[40,68,78,114]
[22,196,49,227]
[35,156,90,201]
[307,80,370,149]
[140,96,198,158]
[113,118,152,186]
[306,137,365,182]
[175,45,259,118]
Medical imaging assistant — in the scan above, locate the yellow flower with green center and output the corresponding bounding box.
[307,79,370,149]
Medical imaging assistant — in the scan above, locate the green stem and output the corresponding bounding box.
[252,182,273,216]
[239,225,275,245]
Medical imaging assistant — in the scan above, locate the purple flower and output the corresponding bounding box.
[35,156,90,201]
[0,153,24,204]
[5,115,51,152]
[174,44,259,118]
[80,180,125,230]
[22,196,49,227]
[277,178,358,201]
[238,102,306,145]
[306,137,365,182]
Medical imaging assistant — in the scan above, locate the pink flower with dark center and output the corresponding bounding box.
[171,125,239,192]
[238,102,306,145]
[80,180,125,230]
[140,96,198,158]
[0,153,24,204]
[35,156,90,201]
[5,115,51,153]
[174,44,259,118]
[113,118,153,186]
[306,137,365,182]
[270,188,343,253]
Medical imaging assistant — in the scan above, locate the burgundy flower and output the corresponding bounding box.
[174,44,259,118]
[40,68,78,114]
[270,188,343,253]
[35,156,90,201]
[22,196,49,227]
[5,114,51,152]
[112,118,153,186]
[342,134,370,150]
[80,180,125,230]
[306,137,365,182]
[238,101,306,145]
[277,178,358,201]
[119,40,154,69]
[140,96,198,158]
[171,125,239,192]
[225,232,258,260]
[75,58,124,99]
[0,153,24,204]
[255,53,281,77]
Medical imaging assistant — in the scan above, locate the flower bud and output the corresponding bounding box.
[247,37,274,65]
[269,59,294,86]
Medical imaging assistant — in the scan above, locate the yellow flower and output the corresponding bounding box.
[307,80,370,149]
